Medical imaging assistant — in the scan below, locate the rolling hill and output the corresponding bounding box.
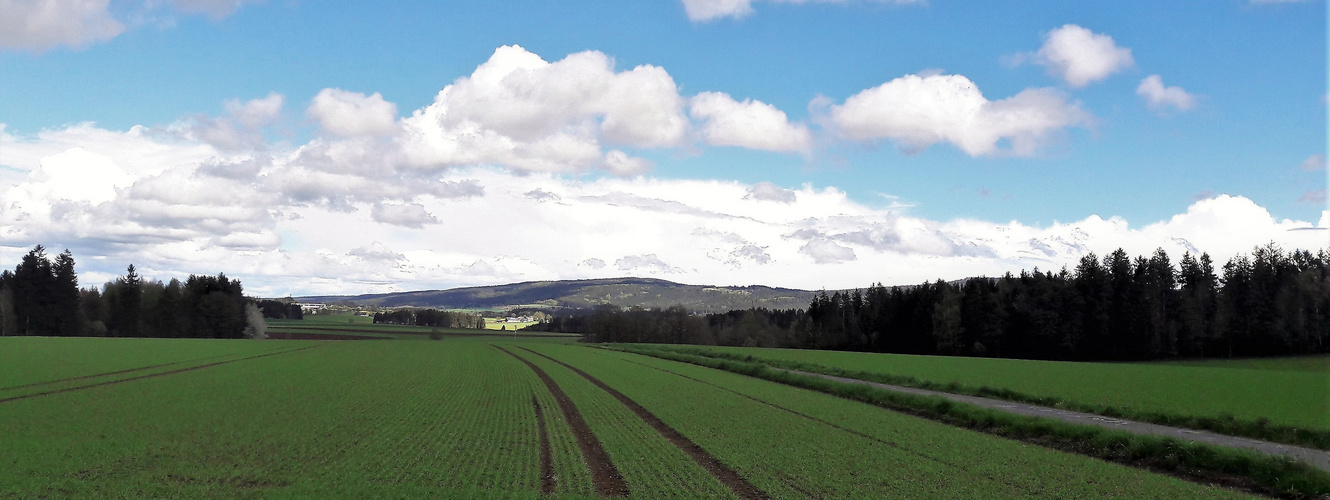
[295,277,819,313]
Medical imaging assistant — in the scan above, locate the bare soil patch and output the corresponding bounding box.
[519,347,768,500]
[493,345,628,497]
[533,395,556,495]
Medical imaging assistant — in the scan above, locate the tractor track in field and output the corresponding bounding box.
[493,345,629,497]
[0,361,181,392]
[517,346,770,500]
[607,352,1026,492]
[0,350,269,392]
[0,345,320,404]
[532,395,557,495]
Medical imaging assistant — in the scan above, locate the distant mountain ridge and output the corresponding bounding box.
[295,277,819,313]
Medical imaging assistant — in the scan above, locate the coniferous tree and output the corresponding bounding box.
[52,250,82,336]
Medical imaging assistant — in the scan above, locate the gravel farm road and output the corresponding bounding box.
[784,369,1330,472]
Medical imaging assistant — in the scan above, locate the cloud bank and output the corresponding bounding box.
[0,44,1321,297]
[2,118,1323,297]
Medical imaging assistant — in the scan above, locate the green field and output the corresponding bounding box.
[485,319,539,330]
[0,336,1259,498]
[1157,355,1330,373]
[660,346,1330,432]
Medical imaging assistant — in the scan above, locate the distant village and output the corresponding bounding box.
[292,302,538,324]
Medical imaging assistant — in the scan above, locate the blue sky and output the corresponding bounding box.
[0,0,1325,295]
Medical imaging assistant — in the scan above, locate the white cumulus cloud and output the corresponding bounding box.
[398,45,687,175]
[691,92,812,153]
[0,0,123,51]
[1136,75,1197,113]
[226,92,284,129]
[829,73,1091,156]
[1023,24,1134,87]
[308,89,399,137]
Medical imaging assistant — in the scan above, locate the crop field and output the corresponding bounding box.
[1,336,1260,498]
[663,346,1330,432]
[1157,355,1330,373]
[486,319,540,330]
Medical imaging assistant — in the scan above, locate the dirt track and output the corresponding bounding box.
[532,395,556,495]
[494,345,629,497]
[784,368,1330,473]
[519,347,770,500]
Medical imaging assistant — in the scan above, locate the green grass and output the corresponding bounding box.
[530,343,1258,499]
[660,345,1330,435]
[1155,355,1330,373]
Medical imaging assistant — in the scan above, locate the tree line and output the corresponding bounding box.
[528,244,1329,361]
[0,246,259,339]
[373,308,485,329]
[256,299,304,320]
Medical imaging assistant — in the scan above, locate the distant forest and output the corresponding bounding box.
[527,244,1330,361]
[373,308,486,329]
[0,246,259,339]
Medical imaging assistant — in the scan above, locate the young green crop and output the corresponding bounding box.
[0,339,568,498]
[505,345,736,497]
[0,336,292,389]
[526,343,1255,499]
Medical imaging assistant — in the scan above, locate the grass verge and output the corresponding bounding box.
[609,344,1330,500]
[649,345,1330,452]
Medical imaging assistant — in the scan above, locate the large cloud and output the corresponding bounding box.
[691,92,813,153]
[398,45,687,174]
[1021,24,1134,87]
[829,73,1091,156]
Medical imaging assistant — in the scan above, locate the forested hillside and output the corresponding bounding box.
[531,244,1330,361]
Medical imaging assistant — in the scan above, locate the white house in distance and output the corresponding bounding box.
[296,303,327,313]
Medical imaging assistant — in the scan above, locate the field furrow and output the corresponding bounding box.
[519,346,769,500]
[494,344,629,497]
[525,343,1255,499]
[506,344,738,498]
